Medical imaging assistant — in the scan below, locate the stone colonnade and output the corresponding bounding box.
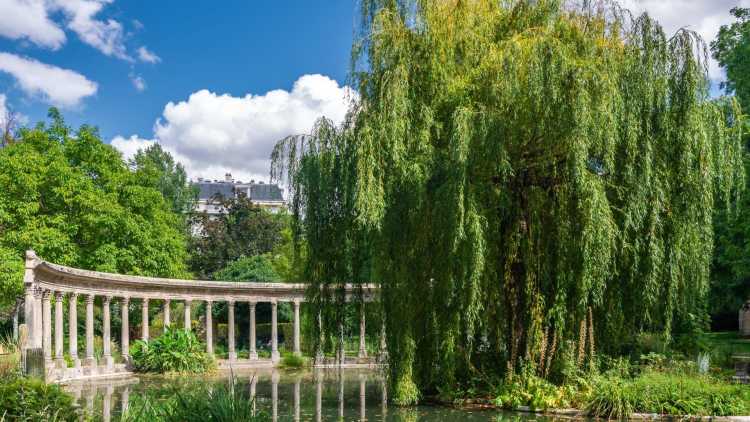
[741,300,750,337]
[21,250,378,381]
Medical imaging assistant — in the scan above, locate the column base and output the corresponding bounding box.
[358,350,368,359]
[271,351,280,363]
[71,357,81,369]
[228,352,237,361]
[55,358,66,369]
[104,356,114,369]
[249,351,258,360]
[83,357,97,367]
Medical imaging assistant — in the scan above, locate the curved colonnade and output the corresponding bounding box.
[19,250,378,382]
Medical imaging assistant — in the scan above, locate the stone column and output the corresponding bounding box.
[54,292,65,368]
[103,296,113,368]
[316,311,324,364]
[163,299,171,329]
[271,300,280,363]
[121,297,130,362]
[69,293,80,368]
[205,300,213,355]
[293,299,301,356]
[248,301,257,359]
[33,287,43,348]
[85,294,95,367]
[141,298,149,341]
[358,304,367,358]
[228,300,236,360]
[24,284,35,347]
[184,299,191,331]
[42,290,52,365]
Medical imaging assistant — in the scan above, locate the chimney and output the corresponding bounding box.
[225,173,233,183]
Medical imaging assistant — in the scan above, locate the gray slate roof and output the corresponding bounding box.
[194,181,284,202]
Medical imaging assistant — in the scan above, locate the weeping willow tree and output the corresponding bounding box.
[272,0,745,404]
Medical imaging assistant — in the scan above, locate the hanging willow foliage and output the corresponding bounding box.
[271,0,745,405]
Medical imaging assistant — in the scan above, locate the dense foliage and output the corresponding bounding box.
[0,376,78,421]
[131,328,215,373]
[189,194,286,278]
[0,110,189,313]
[213,255,280,282]
[710,7,750,329]
[129,143,197,216]
[273,0,745,404]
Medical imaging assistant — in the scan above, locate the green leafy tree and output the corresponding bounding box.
[710,7,750,329]
[189,195,286,278]
[213,255,280,282]
[273,1,745,404]
[0,110,190,312]
[130,143,197,215]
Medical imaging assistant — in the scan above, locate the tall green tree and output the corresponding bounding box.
[188,195,286,278]
[130,143,197,216]
[0,110,190,312]
[273,0,745,403]
[710,7,750,329]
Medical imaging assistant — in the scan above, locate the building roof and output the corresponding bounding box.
[194,180,284,203]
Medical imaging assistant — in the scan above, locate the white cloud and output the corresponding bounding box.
[110,135,155,160]
[620,0,750,81]
[112,74,355,182]
[130,73,146,91]
[0,0,66,49]
[137,46,160,63]
[0,52,97,107]
[54,0,131,60]
[0,94,7,127]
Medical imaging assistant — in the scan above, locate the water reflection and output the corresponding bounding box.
[62,368,569,421]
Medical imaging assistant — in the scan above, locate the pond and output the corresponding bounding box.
[62,368,566,421]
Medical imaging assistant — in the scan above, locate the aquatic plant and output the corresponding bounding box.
[0,375,78,422]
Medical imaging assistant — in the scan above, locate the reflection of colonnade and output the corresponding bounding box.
[20,251,379,382]
[66,369,386,422]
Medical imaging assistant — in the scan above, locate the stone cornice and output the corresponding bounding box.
[29,253,377,303]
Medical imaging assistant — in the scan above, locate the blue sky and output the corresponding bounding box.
[0,0,744,181]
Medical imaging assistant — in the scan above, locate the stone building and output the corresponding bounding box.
[194,173,285,216]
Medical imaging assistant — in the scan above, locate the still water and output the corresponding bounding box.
[63,368,564,421]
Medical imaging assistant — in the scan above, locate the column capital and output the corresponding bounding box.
[293,298,301,306]
[85,294,95,304]
[55,291,64,301]
[142,297,149,304]
[227,299,235,306]
[70,291,79,300]
[205,298,213,305]
[103,296,112,305]
[248,300,256,307]
[121,296,130,305]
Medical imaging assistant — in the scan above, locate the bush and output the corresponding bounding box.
[131,327,215,373]
[0,375,78,421]
[122,375,270,422]
[586,371,750,418]
[279,353,306,368]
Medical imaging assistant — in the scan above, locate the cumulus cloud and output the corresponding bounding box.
[112,74,355,182]
[0,94,7,126]
[54,0,130,60]
[137,46,160,63]
[0,52,98,107]
[620,0,750,80]
[110,135,155,160]
[0,0,67,49]
[130,73,146,91]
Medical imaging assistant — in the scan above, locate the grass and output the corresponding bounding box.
[279,352,307,369]
[587,371,750,418]
[0,334,20,379]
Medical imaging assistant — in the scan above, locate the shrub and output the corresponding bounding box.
[279,353,306,368]
[131,327,215,373]
[586,371,750,418]
[121,374,270,421]
[0,334,20,379]
[0,375,78,421]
